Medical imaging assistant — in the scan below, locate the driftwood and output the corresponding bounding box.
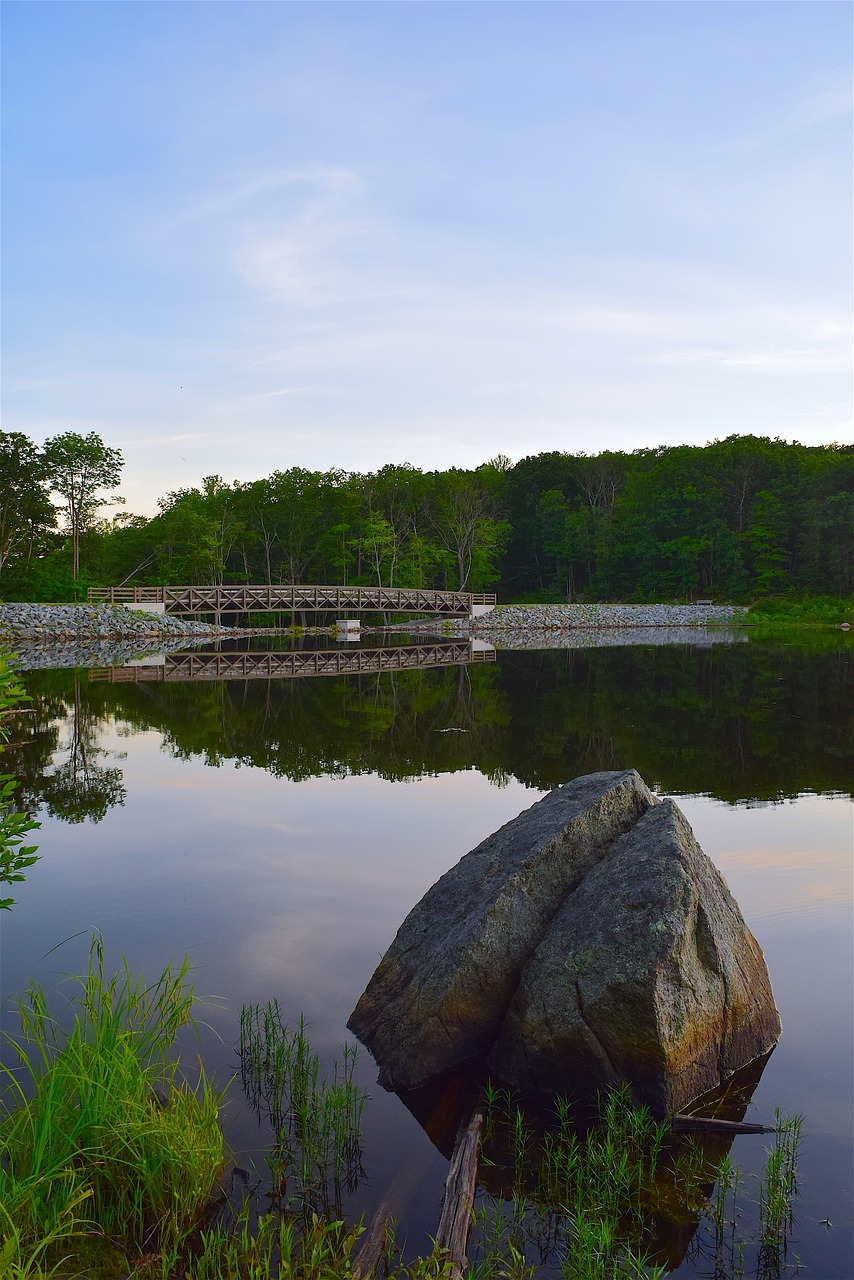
[435,1106,484,1280]
[672,1113,774,1135]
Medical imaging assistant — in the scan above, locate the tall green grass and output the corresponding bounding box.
[474,1085,667,1280]
[0,936,224,1272]
[239,1000,367,1218]
[748,594,853,625]
[471,1083,804,1280]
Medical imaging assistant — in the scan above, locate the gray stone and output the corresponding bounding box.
[487,798,781,1114]
[348,769,655,1092]
[349,774,781,1114]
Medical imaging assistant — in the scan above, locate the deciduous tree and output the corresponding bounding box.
[42,432,123,580]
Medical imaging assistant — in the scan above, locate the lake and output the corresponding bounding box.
[2,631,852,1276]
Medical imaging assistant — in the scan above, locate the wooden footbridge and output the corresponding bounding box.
[88,640,495,684]
[88,585,496,618]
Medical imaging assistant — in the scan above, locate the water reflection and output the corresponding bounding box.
[1,632,851,1274]
[392,1053,774,1273]
[87,639,495,683]
[8,637,852,822]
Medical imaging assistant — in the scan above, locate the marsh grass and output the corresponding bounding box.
[239,1000,367,1218]
[757,1111,802,1274]
[153,1206,364,1280]
[472,1084,806,1280]
[0,936,224,1274]
[474,1084,667,1280]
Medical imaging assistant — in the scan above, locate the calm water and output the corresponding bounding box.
[2,634,852,1276]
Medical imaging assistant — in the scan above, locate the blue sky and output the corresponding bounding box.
[2,1,851,514]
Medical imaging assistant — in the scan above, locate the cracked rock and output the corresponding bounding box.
[348,771,780,1115]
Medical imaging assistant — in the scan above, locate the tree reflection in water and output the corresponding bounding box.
[9,635,851,823]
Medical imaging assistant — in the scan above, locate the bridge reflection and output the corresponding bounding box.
[88,640,496,683]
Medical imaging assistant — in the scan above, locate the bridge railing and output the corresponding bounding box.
[87,585,496,615]
[89,586,165,604]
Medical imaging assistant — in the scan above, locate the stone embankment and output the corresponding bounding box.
[473,603,745,630]
[0,602,236,646]
[428,602,746,645]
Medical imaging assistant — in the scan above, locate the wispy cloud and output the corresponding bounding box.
[162,165,361,231]
[716,81,851,154]
[649,346,849,374]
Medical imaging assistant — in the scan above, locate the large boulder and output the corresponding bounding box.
[349,770,654,1091]
[487,798,781,1113]
[349,771,781,1113]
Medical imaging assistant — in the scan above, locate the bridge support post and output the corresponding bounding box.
[129,602,166,616]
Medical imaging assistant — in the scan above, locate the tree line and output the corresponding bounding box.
[1,429,851,602]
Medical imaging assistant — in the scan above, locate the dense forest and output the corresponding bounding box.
[1,430,851,603]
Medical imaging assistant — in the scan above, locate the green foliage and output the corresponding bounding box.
[758,1112,802,1269]
[0,432,56,584]
[748,594,854,624]
[473,1086,804,1280]
[501,436,852,603]
[10,432,850,605]
[1,952,808,1280]
[239,1001,367,1218]
[475,1086,667,1280]
[41,431,124,581]
[0,654,40,908]
[0,938,224,1273]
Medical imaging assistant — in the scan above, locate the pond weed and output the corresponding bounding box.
[238,1000,367,1218]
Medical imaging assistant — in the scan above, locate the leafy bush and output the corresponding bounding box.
[0,654,39,909]
[748,594,854,624]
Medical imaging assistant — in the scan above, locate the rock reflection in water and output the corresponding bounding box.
[389,1051,773,1274]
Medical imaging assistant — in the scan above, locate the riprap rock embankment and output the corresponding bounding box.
[433,602,747,645]
[0,602,233,646]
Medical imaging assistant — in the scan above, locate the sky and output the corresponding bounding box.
[2,1,851,516]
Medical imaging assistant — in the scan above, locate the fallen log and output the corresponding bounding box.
[435,1106,484,1280]
[672,1114,774,1135]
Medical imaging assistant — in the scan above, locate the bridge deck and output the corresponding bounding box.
[88,641,495,683]
[88,585,496,616]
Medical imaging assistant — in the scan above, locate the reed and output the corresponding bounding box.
[758,1110,802,1270]
[239,1000,367,1218]
[2,950,805,1280]
[474,1083,666,1280]
[0,936,224,1272]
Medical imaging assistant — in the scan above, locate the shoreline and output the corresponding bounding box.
[416,602,748,640]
